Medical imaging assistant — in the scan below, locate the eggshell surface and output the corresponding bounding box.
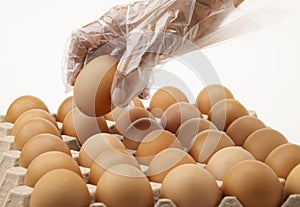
[176,118,217,148]
[122,117,163,150]
[196,84,234,115]
[95,164,153,207]
[12,109,58,136]
[160,102,202,133]
[188,129,235,163]
[114,107,154,136]
[285,163,300,197]
[226,115,266,146]
[135,129,183,165]
[30,169,90,207]
[24,151,81,187]
[13,118,61,150]
[243,128,288,161]
[149,86,188,117]
[88,148,140,185]
[265,143,300,179]
[222,160,282,207]
[104,107,125,121]
[208,99,249,131]
[78,133,125,168]
[74,55,118,117]
[19,133,71,168]
[206,146,255,180]
[160,164,221,207]
[56,96,73,123]
[62,108,109,145]
[5,95,49,123]
[147,148,196,183]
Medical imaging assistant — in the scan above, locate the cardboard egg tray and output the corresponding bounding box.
[0,114,300,207]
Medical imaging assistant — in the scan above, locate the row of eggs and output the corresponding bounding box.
[1,55,300,207]
[3,90,300,207]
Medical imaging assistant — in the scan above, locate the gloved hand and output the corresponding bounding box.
[62,0,244,107]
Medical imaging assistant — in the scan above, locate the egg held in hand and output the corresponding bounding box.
[74,55,118,117]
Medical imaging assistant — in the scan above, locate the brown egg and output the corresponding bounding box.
[78,133,125,168]
[223,160,282,207]
[265,143,300,179]
[11,109,58,136]
[226,115,266,146]
[13,118,61,150]
[149,86,188,118]
[188,129,235,163]
[104,97,143,121]
[30,169,90,207]
[88,148,140,185]
[95,164,153,207]
[132,96,144,108]
[114,107,155,136]
[5,95,49,123]
[196,84,234,115]
[24,151,81,187]
[147,148,196,183]
[243,128,288,161]
[160,164,221,207]
[206,146,255,180]
[62,108,109,145]
[285,163,300,197]
[61,109,78,137]
[19,133,71,168]
[135,129,183,165]
[176,118,218,148]
[160,102,202,134]
[73,55,118,117]
[208,99,249,131]
[104,107,125,121]
[56,96,73,123]
[122,117,163,150]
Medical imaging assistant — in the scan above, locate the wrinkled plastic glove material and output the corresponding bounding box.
[63,0,244,107]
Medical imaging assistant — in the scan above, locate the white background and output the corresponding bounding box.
[0,0,299,143]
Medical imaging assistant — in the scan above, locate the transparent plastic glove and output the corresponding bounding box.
[63,0,244,107]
